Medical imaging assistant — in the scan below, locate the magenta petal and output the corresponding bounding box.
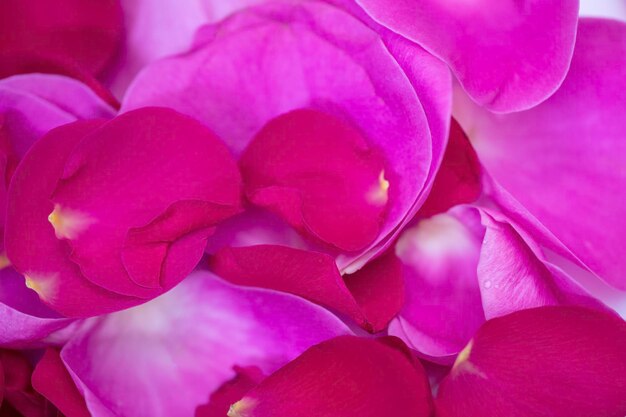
[211,244,403,332]
[62,271,350,417]
[356,0,579,112]
[31,348,90,417]
[456,19,626,290]
[228,336,432,417]
[5,120,136,318]
[436,307,626,417]
[195,366,265,417]
[241,109,389,252]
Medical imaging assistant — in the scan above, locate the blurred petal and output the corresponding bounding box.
[455,19,626,289]
[436,307,626,417]
[356,0,579,112]
[62,271,351,417]
[32,348,90,417]
[226,336,432,417]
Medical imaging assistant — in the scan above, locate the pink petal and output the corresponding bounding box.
[241,109,388,252]
[123,1,451,268]
[61,271,350,417]
[455,18,626,289]
[109,0,265,97]
[0,0,123,77]
[226,336,432,417]
[436,307,626,417]
[356,0,579,112]
[211,244,403,332]
[31,348,90,417]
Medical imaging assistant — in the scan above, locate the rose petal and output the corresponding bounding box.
[195,366,265,417]
[356,0,579,112]
[436,306,626,417]
[227,336,432,417]
[241,109,389,251]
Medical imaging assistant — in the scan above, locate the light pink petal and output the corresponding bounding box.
[62,271,351,417]
[224,336,432,417]
[455,19,626,290]
[109,0,265,97]
[123,1,451,269]
[389,209,485,361]
[580,0,626,21]
[436,307,626,417]
[356,0,579,112]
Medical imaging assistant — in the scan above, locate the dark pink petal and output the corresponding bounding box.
[6,108,242,317]
[455,18,626,289]
[436,307,626,417]
[0,350,46,417]
[211,245,403,332]
[62,271,350,417]
[196,366,265,417]
[356,0,579,112]
[31,348,90,417]
[419,119,481,218]
[5,120,135,317]
[227,336,432,417]
[0,0,123,77]
[241,109,388,252]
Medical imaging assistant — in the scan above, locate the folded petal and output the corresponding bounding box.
[224,336,432,417]
[356,0,579,112]
[61,271,350,417]
[455,18,626,289]
[211,244,403,332]
[436,307,626,417]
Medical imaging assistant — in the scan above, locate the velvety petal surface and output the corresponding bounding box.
[62,271,350,417]
[455,18,626,289]
[0,0,123,77]
[123,0,451,269]
[225,336,432,417]
[356,0,579,112]
[436,307,626,417]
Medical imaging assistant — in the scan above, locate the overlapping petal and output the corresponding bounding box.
[61,271,350,417]
[206,336,432,417]
[454,18,626,290]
